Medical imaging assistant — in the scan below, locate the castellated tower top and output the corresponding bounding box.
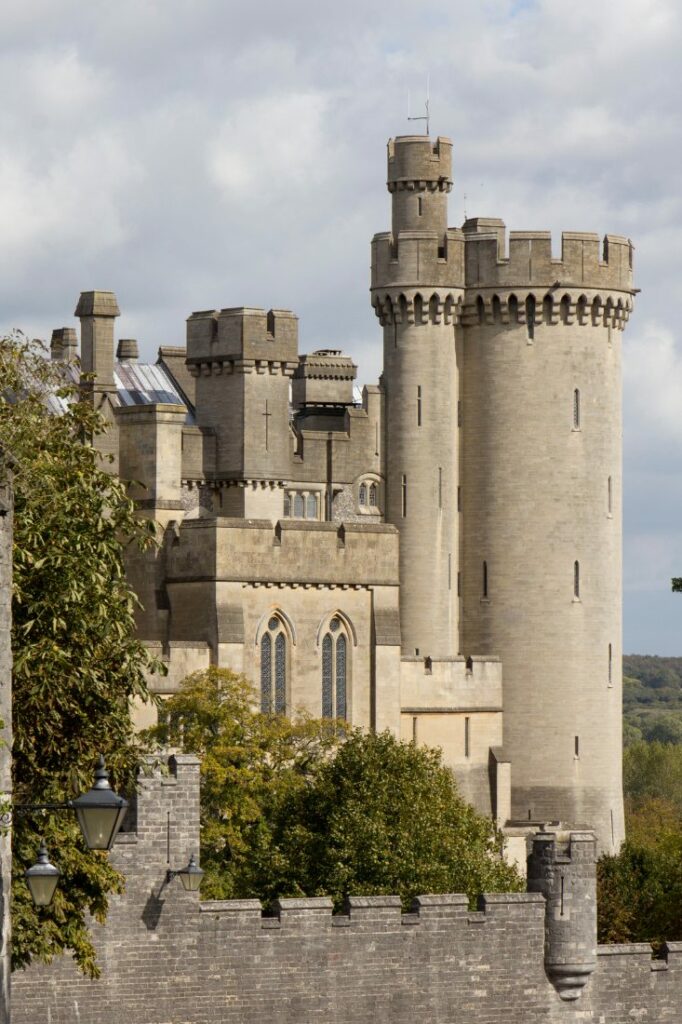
[387,136,453,191]
[387,136,453,237]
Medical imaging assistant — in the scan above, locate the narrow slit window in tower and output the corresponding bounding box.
[608,475,613,515]
[574,736,580,758]
[457,400,461,428]
[465,716,471,758]
[401,474,407,517]
[457,486,461,512]
[574,560,580,599]
[448,552,452,591]
[438,467,442,509]
[482,560,488,599]
[608,643,613,686]
[412,716,418,744]
[417,385,422,426]
[573,388,580,430]
[417,196,423,217]
[457,571,461,597]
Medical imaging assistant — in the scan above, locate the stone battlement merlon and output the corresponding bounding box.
[464,224,634,293]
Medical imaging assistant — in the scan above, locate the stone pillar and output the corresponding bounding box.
[527,828,597,1001]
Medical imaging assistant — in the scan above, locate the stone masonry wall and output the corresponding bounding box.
[12,757,682,1024]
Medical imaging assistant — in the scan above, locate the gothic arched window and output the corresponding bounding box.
[359,482,367,506]
[369,483,378,507]
[261,616,287,714]
[321,617,348,720]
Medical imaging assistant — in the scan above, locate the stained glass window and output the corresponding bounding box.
[321,621,348,721]
[275,632,286,714]
[336,634,347,720]
[260,633,272,713]
[322,634,333,718]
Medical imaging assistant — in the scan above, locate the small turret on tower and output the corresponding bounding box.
[371,136,465,658]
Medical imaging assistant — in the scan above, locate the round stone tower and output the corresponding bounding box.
[371,136,465,658]
[460,222,635,852]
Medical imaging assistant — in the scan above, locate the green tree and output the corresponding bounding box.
[0,334,160,976]
[150,668,523,908]
[145,666,347,899]
[258,730,523,908]
[598,797,682,944]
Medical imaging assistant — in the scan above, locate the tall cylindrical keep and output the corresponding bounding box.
[371,136,465,658]
[461,225,635,852]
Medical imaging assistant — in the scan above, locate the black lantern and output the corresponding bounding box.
[168,853,203,892]
[70,755,128,851]
[25,842,60,907]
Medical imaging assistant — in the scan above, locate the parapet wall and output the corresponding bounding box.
[12,758,682,1024]
[464,226,634,293]
[165,517,400,587]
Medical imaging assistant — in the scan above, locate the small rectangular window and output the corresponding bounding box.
[608,643,613,686]
[574,735,580,758]
[573,389,581,429]
[482,560,488,599]
[417,385,422,427]
[457,486,461,512]
[417,196,423,217]
[412,716,418,744]
[574,560,580,599]
[457,571,461,597]
[438,467,442,509]
[465,717,471,758]
[608,476,613,515]
[401,474,407,518]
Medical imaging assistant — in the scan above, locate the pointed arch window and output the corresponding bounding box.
[321,616,348,720]
[369,483,378,507]
[261,616,287,714]
[359,482,367,506]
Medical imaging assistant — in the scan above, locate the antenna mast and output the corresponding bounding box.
[407,75,430,135]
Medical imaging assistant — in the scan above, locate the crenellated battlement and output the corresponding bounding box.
[372,228,465,293]
[186,306,299,377]
[464,222,634,294]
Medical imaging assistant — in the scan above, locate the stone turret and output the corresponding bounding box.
[371,136,464,658]
[186,306,298,518]
[527,828,598,1001]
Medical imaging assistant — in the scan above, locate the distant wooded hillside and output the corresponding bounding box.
[623,655,682,744]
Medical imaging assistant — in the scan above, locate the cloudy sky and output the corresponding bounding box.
[2,0,681,654]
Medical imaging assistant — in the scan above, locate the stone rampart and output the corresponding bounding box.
[12,758,682,1024]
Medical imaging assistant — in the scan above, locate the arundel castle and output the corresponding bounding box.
[49,133,636,858]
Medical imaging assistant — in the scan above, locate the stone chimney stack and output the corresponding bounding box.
[50,327,78,363]
[116,338,139,362]
[75,290,120,388]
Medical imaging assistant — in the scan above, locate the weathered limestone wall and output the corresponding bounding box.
[12,766,682,1024]
[399,655,504,817]
[460,228,631,852]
